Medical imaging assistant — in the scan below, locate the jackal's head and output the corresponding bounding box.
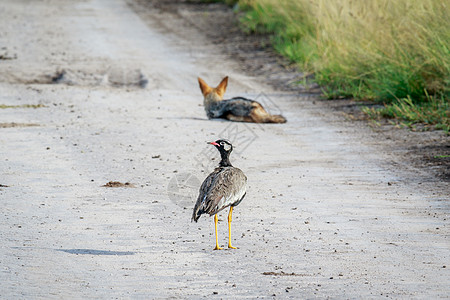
[198,76,228,108]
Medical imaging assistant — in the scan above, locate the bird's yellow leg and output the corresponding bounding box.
[213,214,223,250]
[228,206,237,249]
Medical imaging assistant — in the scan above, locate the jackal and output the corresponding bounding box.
[198,76,286,123]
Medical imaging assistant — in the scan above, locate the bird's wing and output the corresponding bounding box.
[204,167,247,216]
[192,167,247,221]
[191,168,220,222]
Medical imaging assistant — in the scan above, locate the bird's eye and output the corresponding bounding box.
[220,142,224,146]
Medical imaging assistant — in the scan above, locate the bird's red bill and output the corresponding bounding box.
[208,142,219,146]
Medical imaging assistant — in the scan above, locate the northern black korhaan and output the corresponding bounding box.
[192,139,247,250]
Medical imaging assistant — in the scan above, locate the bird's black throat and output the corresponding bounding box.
[218,150,232,167]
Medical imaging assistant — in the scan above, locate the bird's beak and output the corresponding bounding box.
[208,142,219,146]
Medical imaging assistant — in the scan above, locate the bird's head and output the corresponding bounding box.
[208,139,233,154]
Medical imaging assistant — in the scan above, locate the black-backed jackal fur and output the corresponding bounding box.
[198,76,286,123]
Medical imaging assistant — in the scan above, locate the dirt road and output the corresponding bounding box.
[0,0,448,298]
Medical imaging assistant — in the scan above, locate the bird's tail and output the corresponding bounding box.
[191,206,203,222]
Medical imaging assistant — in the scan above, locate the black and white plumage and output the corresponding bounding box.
[192,139,247,250]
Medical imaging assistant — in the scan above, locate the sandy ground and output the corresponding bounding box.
[0,0,449,298]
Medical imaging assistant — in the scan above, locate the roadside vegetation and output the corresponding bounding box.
[223,0,449,131]
[0,104,45,109]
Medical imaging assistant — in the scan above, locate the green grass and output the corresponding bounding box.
[233,0,450,130]
[434,155,450,158]
[363,95,449,131]
[0,104,45,109]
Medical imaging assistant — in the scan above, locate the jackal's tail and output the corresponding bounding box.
[263,114,287,123]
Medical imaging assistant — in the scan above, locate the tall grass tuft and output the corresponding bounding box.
[363,95,449,131]
[237,0,449,129]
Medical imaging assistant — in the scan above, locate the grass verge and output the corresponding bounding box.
[363,95,449,131]
[232,0,449,131]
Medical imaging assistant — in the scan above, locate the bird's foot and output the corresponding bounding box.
[214,245,223,250]
[228,244,237,249]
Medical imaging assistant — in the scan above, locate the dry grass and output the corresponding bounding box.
[238,0,449,129]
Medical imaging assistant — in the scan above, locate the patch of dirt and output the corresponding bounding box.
[102,181,136,188]
[0,47,17,60]
[0,104,46,109]
[134,0,313,92]
[0,184,9,187]
[2,67,148,88]
[262,271,308,277]
[133,0,449,182]
[0,122,40,128]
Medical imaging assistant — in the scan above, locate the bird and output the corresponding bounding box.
[192,139,247,250]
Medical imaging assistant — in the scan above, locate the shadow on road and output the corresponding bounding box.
[56,249,136,256]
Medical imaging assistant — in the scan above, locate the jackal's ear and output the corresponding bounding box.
[216,76,228,98]
[198,77,212,96]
